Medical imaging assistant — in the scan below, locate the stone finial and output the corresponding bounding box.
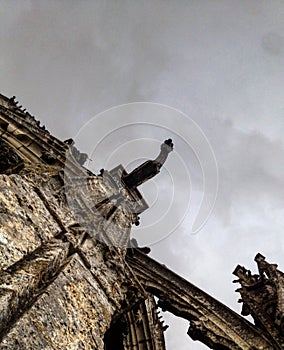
[233,254,284,343]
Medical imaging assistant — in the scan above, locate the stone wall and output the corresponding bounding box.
[0,163,151,349]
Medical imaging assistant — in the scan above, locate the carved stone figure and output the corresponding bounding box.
[122,139,173,189]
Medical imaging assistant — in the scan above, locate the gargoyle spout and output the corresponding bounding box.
[122,139,173,189]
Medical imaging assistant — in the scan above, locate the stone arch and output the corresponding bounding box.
[104,297,166,350]
[15,133,33,146]
[0,119,9,132]
[0,136,24,174]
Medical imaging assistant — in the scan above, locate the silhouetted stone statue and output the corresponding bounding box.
[122,139,173,189]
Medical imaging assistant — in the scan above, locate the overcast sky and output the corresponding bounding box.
[1,1,284,349]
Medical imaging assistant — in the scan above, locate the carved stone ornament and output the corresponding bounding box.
[122,139,174,189]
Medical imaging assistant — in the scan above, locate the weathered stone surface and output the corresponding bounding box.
[2,255,112,350]
[0,239,70,339]
[0,174,60,269]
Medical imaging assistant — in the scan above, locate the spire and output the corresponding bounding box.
[122,139,174,189]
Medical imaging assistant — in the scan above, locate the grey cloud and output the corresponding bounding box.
[262,32,284,56]
[1,1,176,138]
[214,123,284,225]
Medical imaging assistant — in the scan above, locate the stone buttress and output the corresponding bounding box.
[0,94,166,350]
